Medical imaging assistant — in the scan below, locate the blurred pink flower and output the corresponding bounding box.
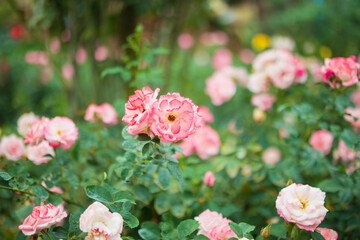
[44,117,78,150]
[279,128,289,138]
[338,140,358,162]
[198,106,214,125]
[195,210,229,237]
[212,48,232,70]
[276,183,328,231]
[221,66,248,87]
[62,63,74,81]
[17,112,39,136]
[203,171,215,186]
[41,67,53,84]
[247,72,270,93]
[309,129,334,155]
[41,182,63,194]
[25,116,50,145]
[85,103,118,125]
[251,93,276,111]
[178,33,194,49]
[0,134,25,161]
[206,71,236,106]
[193,125,220,160]
[351,88,360,107]
[76,47,87,65]
[314,228,338,240]
[25,51,49,66]
[94,46,109,62]
[61,29,71,42]
[239,49,255,64]
[344,107,360,130]
[209,222,245,240]
[262,147,281,165]
[50,38,61,54]
[26,141,55,165]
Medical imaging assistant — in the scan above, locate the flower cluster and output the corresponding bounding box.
[85,103,118,125]
[122,87,201,142]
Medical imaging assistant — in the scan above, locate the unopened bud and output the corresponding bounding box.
[253,108,266,123]
[260,225,271,239]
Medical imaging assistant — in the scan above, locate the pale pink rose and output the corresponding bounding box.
[193,125,220,159]
[271,36,295,51]
[41,182,63,194]
[276,183,328,231]
[206,71,237,106]
[314,228,338,240]
[61,29,71,42]
[267,61,297,89]
[351,88,360,107]
[96,103,118,125]
[19,203,67,236]
[247,72,270,93]
[151,93,200,142]
[321,56,360,87]
[176,135,196,158]
[50,38,61,54]
[41,66,52,84]
[212,48,232,70]
[212,31,229,45]
[221,66,248,87]
[338,140,358,162]
[198,106,214,125]
[25,51,49,66]
[279,128,289,138]
[84,104,98,123]
[76,47,87,64]
[251,93,276,111]
[344,107,360,130]
[25,117,50,145]
[346,165,356,174]
[203,171,215,187]
[200,32,213,46]
[195,210,229,237]
[307,59,323,82]
[122,86,160,135]
[262,147,281,165]
[94,46,109,62]
[17,112,39,136]
[208,222,242,240]
[309,130,334,155]
[178,33,194,49]
[79,202,123,240]
[239,48,255,64]
[44,117,79,150]
[0,134,25,161]
[27,141,55,165]
[62,63,74,81]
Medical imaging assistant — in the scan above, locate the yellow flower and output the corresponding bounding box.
[319,46,332,59]
[252,34,271,51]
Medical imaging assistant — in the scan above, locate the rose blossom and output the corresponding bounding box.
[344,107,360,130]
[25,51,49,66]
[25,117,50,145]
[151,93,200,142]
[338,140,358,162]
[122,86,160,135]
[79,201,123,240]
[212,48,232,70]
[62,63,74,81]
[209,222,246,240]
[41,182,63,194]
[44,117,79,149]
[178,33,194,49]
[203,171,215,187]
[247,72,270,93]
[195,210,230,237]
[314,228,338,240]
[276,183,328,231]
[17,112,39,136]
[27,141,55,165]
[221,66,248,87]
[0,134,25,161]
[76,47,87,64]
[351,88,360,107]
[309,129,334,155]
[19,203,67,236]
[251,93,276,111]
[321,56,360,87]
[84,104,98,122]
[262,147,281,165]
[206,71,237,106]
[50,38,61,54]
[176,135,196,158]
[85,103,118,125]
[94,46,109,62]
[198,106,214,125]
[193,125,220,159]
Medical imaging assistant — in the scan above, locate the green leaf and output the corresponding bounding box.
[113,191,135,203]
[52,227,68,238]
[340,129,360,150]
[0,170,12,181]
[158,167,171,188]
[317,179,343,193]
[311,231,326,240]
[115,167,134,181]
[134,185,152,202]
[229,222,255,238]
[229,222,243,238]
[238,222,255,234]
[177,219,199,238]
[101,66,131,81]
[194,235,210,240]
[270,223,287,238]
[142,142,153,159]
[138,222,161,240]
[32,185,49,199]
[121,210,139,228]
[15,205,33,220]
[167,163,184,191]
[15,231,29,240]
[85,185,113,203]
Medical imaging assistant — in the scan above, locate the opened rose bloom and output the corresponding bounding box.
[338,140,358,162]
[0,134,25,161]
[276,183,328,231]
[17,112,39,136]
[44,117,79,149]
[198,106,214,125]
[203,171,215,186]
[85,103,118,125]
[193,125,220,159]
[195,209,230,237]
[79,201,123,240]
[206,71,237,106]
[19,203,67,236]
[151,93,200,142]
[27,141,55,165]
[84,104,98,122]
[309,129,334,155]
[251,93,276,111]
[344,107,360,130]
[122,86,160,135]
[209,222,247,240]
[25,117,50,145]
[322,56,360,87]
[247,72,270,93]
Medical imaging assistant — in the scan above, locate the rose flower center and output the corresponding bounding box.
[168,114,176,122]
[299,199,308,209]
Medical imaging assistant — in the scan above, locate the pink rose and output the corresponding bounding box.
[251,93,276,111]
[85,103,118,125]
[267,61,297,89]
[272,36,295,51]
[195,210,229,237]
[25,51,49,66]
[44,117,79,150]
[212,48,232,70]
[17,112,39,136]
[315,228,338,240]
[208,222,243,240]
[84,104,98,122]
[176,135,196,157]
[203,171,215,187]
[178,33,194,49]
[76,47,87,65]
[221,66,248,87]
[41,67,53,84]
[193,125,220,160]
[262,147,281,165]
[206,71,237,106]
[41,182,63,194]
[25,117,50,145]
[79,202,123,240]
[0,134,25,161]
[94,46,109,62]
[19,203,67,236]
[198,106,214,125]
[239,48,255,64]
[309,130,334,155]
[321,56,360,87]
[50,38,61,54]
[151,93,200,142]
[247,72,270,93]
[279,128,289,138]
[338,140,358,162]
[351,88,360,107]
[61,29,71,42]
[27,141,55,165]
[276,183,328,231]
[122,86,160,135]
[62,63,74,81]
[344,107,360,130]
